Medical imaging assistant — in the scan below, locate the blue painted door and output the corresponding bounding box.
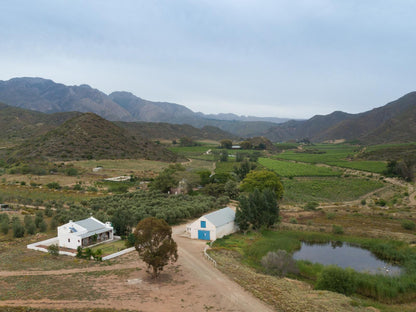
[198,230,210,240]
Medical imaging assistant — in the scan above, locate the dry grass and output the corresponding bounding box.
[210,249,366,312]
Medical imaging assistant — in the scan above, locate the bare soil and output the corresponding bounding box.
[0,223,273,312]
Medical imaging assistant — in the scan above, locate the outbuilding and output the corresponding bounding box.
[57,216,114,249]
[187,207,238,241]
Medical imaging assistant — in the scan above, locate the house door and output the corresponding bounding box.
[198,230,210,240]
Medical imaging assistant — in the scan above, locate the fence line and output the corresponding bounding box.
[204,245,217,267]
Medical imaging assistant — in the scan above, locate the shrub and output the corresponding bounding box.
[48,244,59,257]
[261,250,299,277]
[12,218,25,238]
[73,183,83,191]
[0,217,9,234]
[46,182,61,190]
[290,218,297,224]
[361,199,366,205]
[316,265,357,295]
[65,167,78,176]
[304,201,319,211]
[401,220,416,231]
[326,212,336,220]
[332,225,344,235]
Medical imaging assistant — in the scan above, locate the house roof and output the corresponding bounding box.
[204,207,235,227]
[73,217,111,238]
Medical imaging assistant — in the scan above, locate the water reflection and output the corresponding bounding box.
[293,241,401,276]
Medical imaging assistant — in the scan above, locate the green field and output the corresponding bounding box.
[168,144,217,157]
[282,177,385,204]
[259,158,342,177]
[276,144,386,173]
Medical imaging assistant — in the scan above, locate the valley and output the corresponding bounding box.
[0,86,415,312]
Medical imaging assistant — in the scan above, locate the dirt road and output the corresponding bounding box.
[0,223,274,312]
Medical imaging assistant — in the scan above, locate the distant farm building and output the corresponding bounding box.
[187,207,238,241]
[57,217,114,249]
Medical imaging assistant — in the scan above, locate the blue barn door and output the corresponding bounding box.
[198,230,210,240]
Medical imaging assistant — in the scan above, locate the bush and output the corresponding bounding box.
[326,212,336,220]
[316,265,357,295]
[304,201,319,211]
[46,182,61,190]
[332,225,344,235]
[12,218,25,238]
[401,219,416,231]
[65,167,78,176]
[48,244,59,256]
[361,199,366,205]
[261,250,299,277]
[0,216,9,234]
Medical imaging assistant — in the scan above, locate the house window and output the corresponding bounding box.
[68,238,70,243]
[200,221,206,228]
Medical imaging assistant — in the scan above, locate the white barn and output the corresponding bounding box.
[188,207,238,241]
[57,216,114,250]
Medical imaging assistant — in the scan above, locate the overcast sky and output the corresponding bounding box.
[1,1,415,118]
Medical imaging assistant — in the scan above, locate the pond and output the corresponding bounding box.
[292,241,402,276]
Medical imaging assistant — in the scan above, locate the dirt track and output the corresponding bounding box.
[0,223,274,312]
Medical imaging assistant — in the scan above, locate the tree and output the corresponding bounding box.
[149,169,178,193]
[220,139,232,149]
[179,137,196,147]
[0,214,9,235]
[236,188,279,231]
[240,170,284,199]
[233,159,256,181]
[12,217,25,238]
[134,217,178,278]
[24,215,36,235]
[220,149,228,162]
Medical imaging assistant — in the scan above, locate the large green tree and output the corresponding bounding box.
[236,188,279,231]
[240,170,283,199]
[134,217,178,278]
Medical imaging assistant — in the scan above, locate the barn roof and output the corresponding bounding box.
[204,207,235,227]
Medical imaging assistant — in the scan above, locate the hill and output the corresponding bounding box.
[117,121,236,141]
[264,92,416,144]
[5,113,180,162]
[0,102,81,142]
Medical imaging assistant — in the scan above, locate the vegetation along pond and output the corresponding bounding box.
[293,241,402,276]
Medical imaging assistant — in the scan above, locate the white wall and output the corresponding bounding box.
[189,217,217,240]
[216,221,238,239]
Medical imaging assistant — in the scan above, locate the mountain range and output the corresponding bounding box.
[0,77,415,144]
[0,78,282,137]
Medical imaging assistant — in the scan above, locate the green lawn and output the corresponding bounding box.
[91,239,127,256]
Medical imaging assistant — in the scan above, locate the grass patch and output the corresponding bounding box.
[259,158,342,177]
[91,240,127,256]
[282,177,384,204]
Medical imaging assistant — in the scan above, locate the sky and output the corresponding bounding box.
[0,1,415,119]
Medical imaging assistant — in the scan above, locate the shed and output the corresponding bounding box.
[57,216,113,249]
[188,207,238,241]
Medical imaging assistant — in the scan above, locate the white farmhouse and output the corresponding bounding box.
[188,207,238,241]
[57,216,113,250]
